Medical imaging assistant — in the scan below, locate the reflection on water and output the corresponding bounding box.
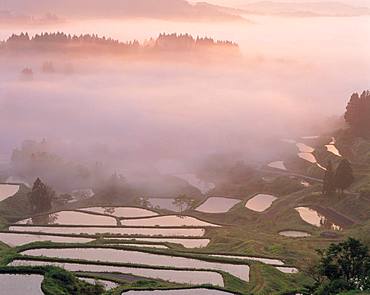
[279,231,311,238]
[0,274,43,295]
[78,277,118,290]
[123,289,232,294]
[16,211,118,226]
[82,207,158,218]
[195,197,241,213]
[120,215,220,227]
[9,226,206,237]
[209,254,284,266]
[11,260,224,286]
[275,266,299,274]
[147,198,181,212]
[0,184,20,201]
[245,194,277,212]
[295,207,342,230]
[296,143,314,153]
[0,232,93,246]
[326,144,342,157]
[22,248,249,281]
[104,238,210,248]
[268,161,287,170]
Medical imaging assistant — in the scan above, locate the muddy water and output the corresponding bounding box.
[279,231,311,238]
[245,194,277,212]
[0,274,43,295]
[104,238,210,248]
[0,232,94,246]
[11,260,224,286]
[295,207,342,230]
[82,207,158,218]
[195,197,241,213]
[16,211,118,226]
[9,225,206,237]
[22,248,250,281]
[120,215,220,227]
[0,184,19,201]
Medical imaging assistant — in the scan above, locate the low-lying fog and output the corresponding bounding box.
[0,14,369,178]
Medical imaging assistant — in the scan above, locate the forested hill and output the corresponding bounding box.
[0,32,240,57]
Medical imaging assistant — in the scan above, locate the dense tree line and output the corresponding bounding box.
[323,159,354,196]
[1,32,239,54]
[28,178,55,213]
[345,90,370,138]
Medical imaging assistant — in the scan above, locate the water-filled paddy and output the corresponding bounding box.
[114,244,169,249]
[279,231,311,238]
[22,248,250,281]
[268,161,287,170]
[11,260,224,286]
[0,274,43,295]
[245,194,277,212]
[147,198,182,212]
[0,184,19,201]
[16,211,118,226]
[175,173,215,195]
[123,289,232,294]
[275,266,299,274]
[325,144,342,157]
[9,226,206,237]
[195,197,241,214]
[120,216,219,227]
[0,232,94,246]
[295,207,342,230]
[296,143,314,153]
[78,277,118,290]
[104,238,210,248]
[82,207,159,218]
[209,254,284,266]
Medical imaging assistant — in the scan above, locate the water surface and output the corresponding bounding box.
[195,197,241,213]
[9,226,206,237]
[209,254,284,265]
[245,194,277,212]
[268,161,287,170]
[16,211,118,226]
[275,266,299,274]
[279,231,311,238]
[147,198,182,212]
[0,184,20,201]
[104,238,210,248]
[120,216,219,227]
[82,207,158,218]
[11,260,224,286]
[78,277,119,290]
[123,289,232,294]
[0,274,43,295]
[22,248,249,281]
[295,207,342,230]
[0,232,93,246]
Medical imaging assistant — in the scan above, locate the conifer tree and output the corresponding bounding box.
[334,159,354,195]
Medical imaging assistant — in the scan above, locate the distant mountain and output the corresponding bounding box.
[236,1,370,17]
[1,0,244,21]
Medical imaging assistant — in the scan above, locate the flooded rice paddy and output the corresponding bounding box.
[147,198,182,212]
[279,231,311,238]
[16,211,118,226]
[275,267,299,274]
[104,238,210,248]
[123,289,232,294]
[195,197,241,214]
[78,277,119,290]
[21,248,250,281]
[9,225,206,237]
[0,184,19,201]
[295,207,342,230]
[82,207,159,218]
[11,260,224,286]
[208,254,284,266]
[120,215,220,227]
[0,232,94,246]
[245,194,277,212]
[296,143,314,153]
[0,274,43,295]
[268,161,287,170]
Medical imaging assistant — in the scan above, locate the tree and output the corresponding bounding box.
[312,238,370,294]
[323,160,335,196]
[173,194,195,214]
[28,178,55,213]
[344,90,370,138]
[334,159,354,195]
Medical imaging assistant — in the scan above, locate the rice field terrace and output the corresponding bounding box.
[0,135,369,294]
